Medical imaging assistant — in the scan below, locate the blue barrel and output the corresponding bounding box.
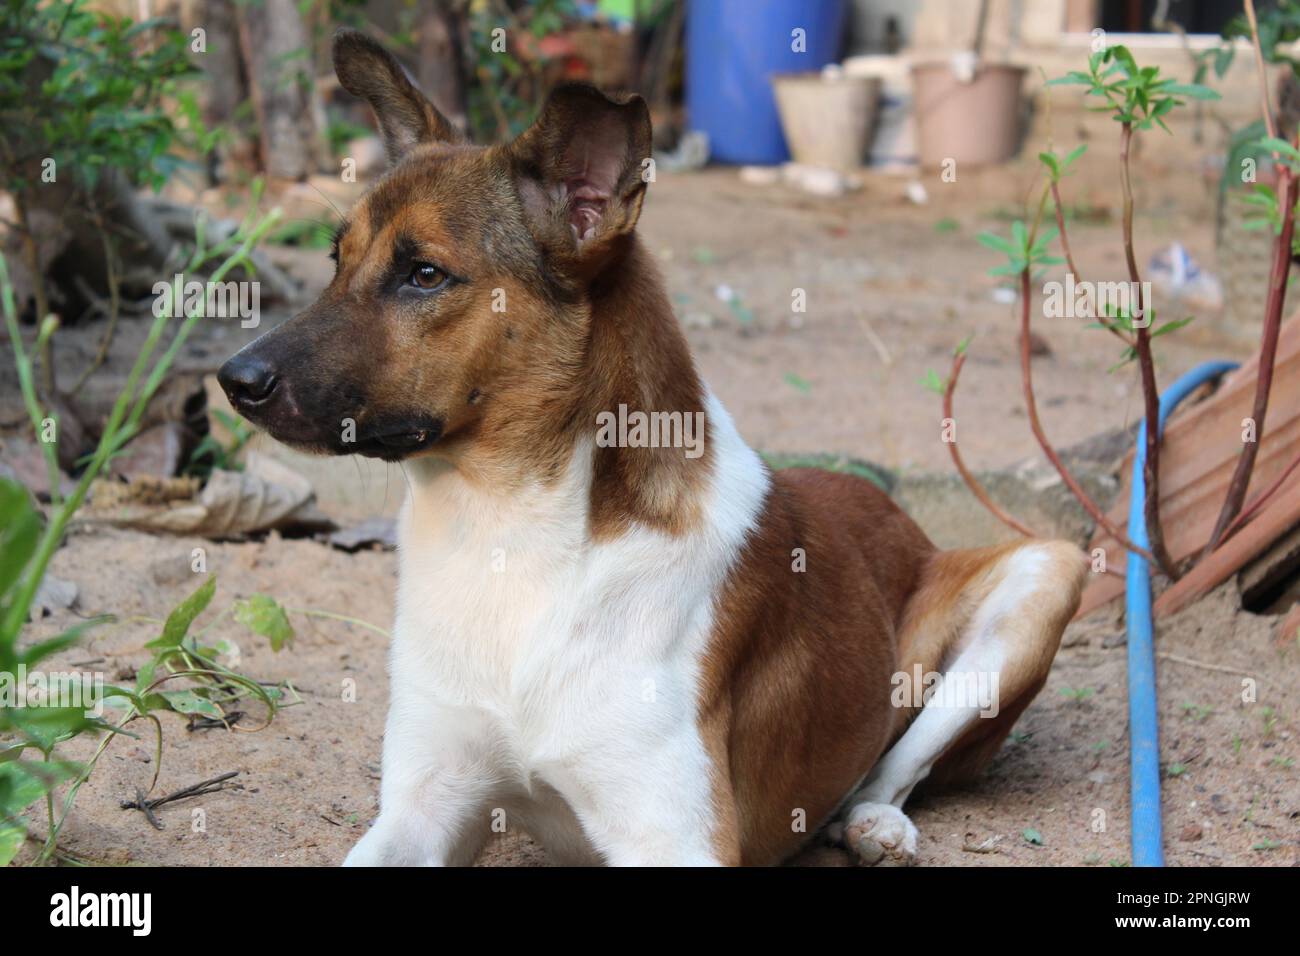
[686,0,847,165]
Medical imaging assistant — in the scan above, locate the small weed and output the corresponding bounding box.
[1261,707,1278,737]
[1181,702,1213,722]
[1058,687,1095,703]
[783,372,812,395]
[186,408,253,479]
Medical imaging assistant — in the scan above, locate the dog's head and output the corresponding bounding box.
[218,30,652,463]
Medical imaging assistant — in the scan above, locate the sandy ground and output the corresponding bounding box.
[5,143,1299,866]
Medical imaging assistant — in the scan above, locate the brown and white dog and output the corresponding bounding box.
[218,31,1087,866]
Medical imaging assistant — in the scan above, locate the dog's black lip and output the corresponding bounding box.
[353,420,444,460]
[374,429,431,447]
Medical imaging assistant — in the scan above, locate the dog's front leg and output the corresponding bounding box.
[546,733,737,866]
[344,703,499,867]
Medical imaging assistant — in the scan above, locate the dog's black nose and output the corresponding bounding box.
[218,352,278,407]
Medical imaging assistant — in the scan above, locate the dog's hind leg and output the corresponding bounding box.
[839,540,1086,866]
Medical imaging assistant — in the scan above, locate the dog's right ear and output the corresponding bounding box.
[332,29,463,162]
[508,84,653,282]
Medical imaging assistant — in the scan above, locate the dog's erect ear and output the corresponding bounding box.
[508,84,653,279]
[332,29,462,162]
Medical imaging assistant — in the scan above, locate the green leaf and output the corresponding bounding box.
[1151,316,1195,338]
[0,478,40,605]
[0,759,76,822]
[233,594,295,652]
[0,820,22,866]
[4,705,100,751]
[134,658,158,696]
[1214,45,1235,79]
[1162,83,1220,101]
[976,232,1017,255]
[1258,136,1300,162]
[146,576,215,650]
[1061,144,1088,172]
[1011,220,1028,253]
[1046,71,1094,87]
[988,261,1027,277]
[920,369,946,395]
[159,689,223,719]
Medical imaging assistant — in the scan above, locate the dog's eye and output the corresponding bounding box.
[409,263,450,291]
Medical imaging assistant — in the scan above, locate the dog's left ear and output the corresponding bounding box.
[333,29,463,162]
[508,84,652,279]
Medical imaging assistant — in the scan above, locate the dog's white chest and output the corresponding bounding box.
[389,449,721,780]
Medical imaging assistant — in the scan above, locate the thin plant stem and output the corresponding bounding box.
[1204,2,1297,554]
[1119,120,1178,579]
[942,350,1038,538]
[1219,444,1300,545]
[1017,269,1158,565]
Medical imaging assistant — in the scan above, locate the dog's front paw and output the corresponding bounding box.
[843,802,918,867]
[342,824,386,867]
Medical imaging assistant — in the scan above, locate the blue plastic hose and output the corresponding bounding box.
[1125,360,1238,867]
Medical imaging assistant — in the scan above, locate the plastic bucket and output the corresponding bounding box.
[686,0,847,165]
[772,73,880,171]
[911,61,1027,167]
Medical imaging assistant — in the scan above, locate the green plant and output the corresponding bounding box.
[465,0,577,141]
[944,31,1296,586]
[2,562,300,864]
[1219,0,1300,78]
[0,0,218,392]
[0,193,283,864]
[325,115,372,157]
[0,0,208,195]
[1182,702,1214,722]
[268,217,337,251]
[1261,706,1278,736]
[186,408,254,479]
